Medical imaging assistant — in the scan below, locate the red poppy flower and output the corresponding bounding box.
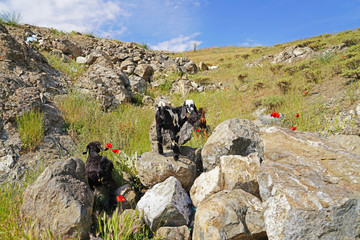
[117,195,126,202]
[270,112,280,118]
[290,126,297,131]
[196,128,201,132]
[295,113,300,117]
[342,56,345,58]
[112,149,119,154]
[304,91,308,94]
[106,143,112,149]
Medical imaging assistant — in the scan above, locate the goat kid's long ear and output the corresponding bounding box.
[180,105,187,119]
[82,145,89,155]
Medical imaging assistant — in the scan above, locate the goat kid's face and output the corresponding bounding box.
[184,99,196,115]
[83,141,104,155]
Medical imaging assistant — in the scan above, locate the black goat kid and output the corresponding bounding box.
[156,100,200,160]
[83,141,117,209]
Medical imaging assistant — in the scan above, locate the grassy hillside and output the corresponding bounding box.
[1,19,359,238]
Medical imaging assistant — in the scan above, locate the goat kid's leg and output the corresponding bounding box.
[156,125,164,154]
[170,131,180,161]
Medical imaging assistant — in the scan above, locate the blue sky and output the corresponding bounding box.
[1,0,359,51]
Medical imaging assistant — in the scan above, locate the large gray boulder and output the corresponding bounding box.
[20,157,93,239]
[271,46,314,64]
[192,189,266,240]
[136,151,196,191]
[137,176,192,231]
[259,126,360,240]
[190,153,261,207]
[201,118,264,171]
[134,64,153,82]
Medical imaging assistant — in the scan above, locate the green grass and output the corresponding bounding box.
[42,52,85,80]
[16,109,44,152]
[55,90,153,156]
[96,208,153,240]
[0,163,45,240]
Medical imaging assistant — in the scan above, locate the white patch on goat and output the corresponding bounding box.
[185,99,195,112]
[158,101,166,107]
[168,109,179,127]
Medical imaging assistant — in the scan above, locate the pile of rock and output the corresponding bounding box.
[20,115,360,239]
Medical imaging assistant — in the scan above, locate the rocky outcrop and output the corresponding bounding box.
[259,126,360,240]
[193,189,266,240]
[136,151,197,191]
[21,157,93,239]
[75,56,132,110]
[201,118,264,171]
[137,176,192,231]
[271,46,314,64]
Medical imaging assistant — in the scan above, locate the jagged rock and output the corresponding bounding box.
[136,151,196,191]
[20,157,93,239]
[220,153,261,198]
[171,79,198,96]
[134,64,153,82]
[258,126,360,240]
[149,121,194,153]
[129,75,147,94]
[190,166,222,207]
[120,59,136,74]
[137,176,192,231]
[271,46,314,64]
[155,225,191,240]
[193,189,266,240]
[75,57,132,109]
[199,62,209,71]
[184,60,198,74]
[163,60,182,74]
[86,50,113,65]
[54,39,82,57]
[201,118,264,171]
[190,153,261,207]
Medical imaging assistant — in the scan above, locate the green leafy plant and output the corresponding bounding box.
[16,109,44,151]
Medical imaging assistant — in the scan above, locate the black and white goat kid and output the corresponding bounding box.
[83,141,117,209]
[156,100,198,160]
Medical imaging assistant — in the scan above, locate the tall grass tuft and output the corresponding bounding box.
[16,108,44,152]
[0,10,22,26]
[97,208,152,240]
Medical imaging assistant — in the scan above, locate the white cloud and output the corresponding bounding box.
[0,0,130,36]
[239,39,262,47]
[151,33,202,52]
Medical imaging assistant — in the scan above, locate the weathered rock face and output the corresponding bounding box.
[171,79,198,96]
[190,166,222,207]
[327,134,360,155]
[134,64,153,82]
[75,57,132,110]
[220,153,261,198]
[201,118,264,171]
[21,157,93,239]
[129,75,147,94]
[155,225,191,240]
[136,151,196,191]
[258,126,360,240]
[137,176,192,231]
[193,189,266,240]
[199,62,209,71]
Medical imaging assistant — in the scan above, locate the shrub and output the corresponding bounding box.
[237,72,248,82]
[276,77,291,94]
[302,69,321,83]
[139,42,150,50]
[253,96,285,110]
[342,57,360,79]
[16,108,44,151]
